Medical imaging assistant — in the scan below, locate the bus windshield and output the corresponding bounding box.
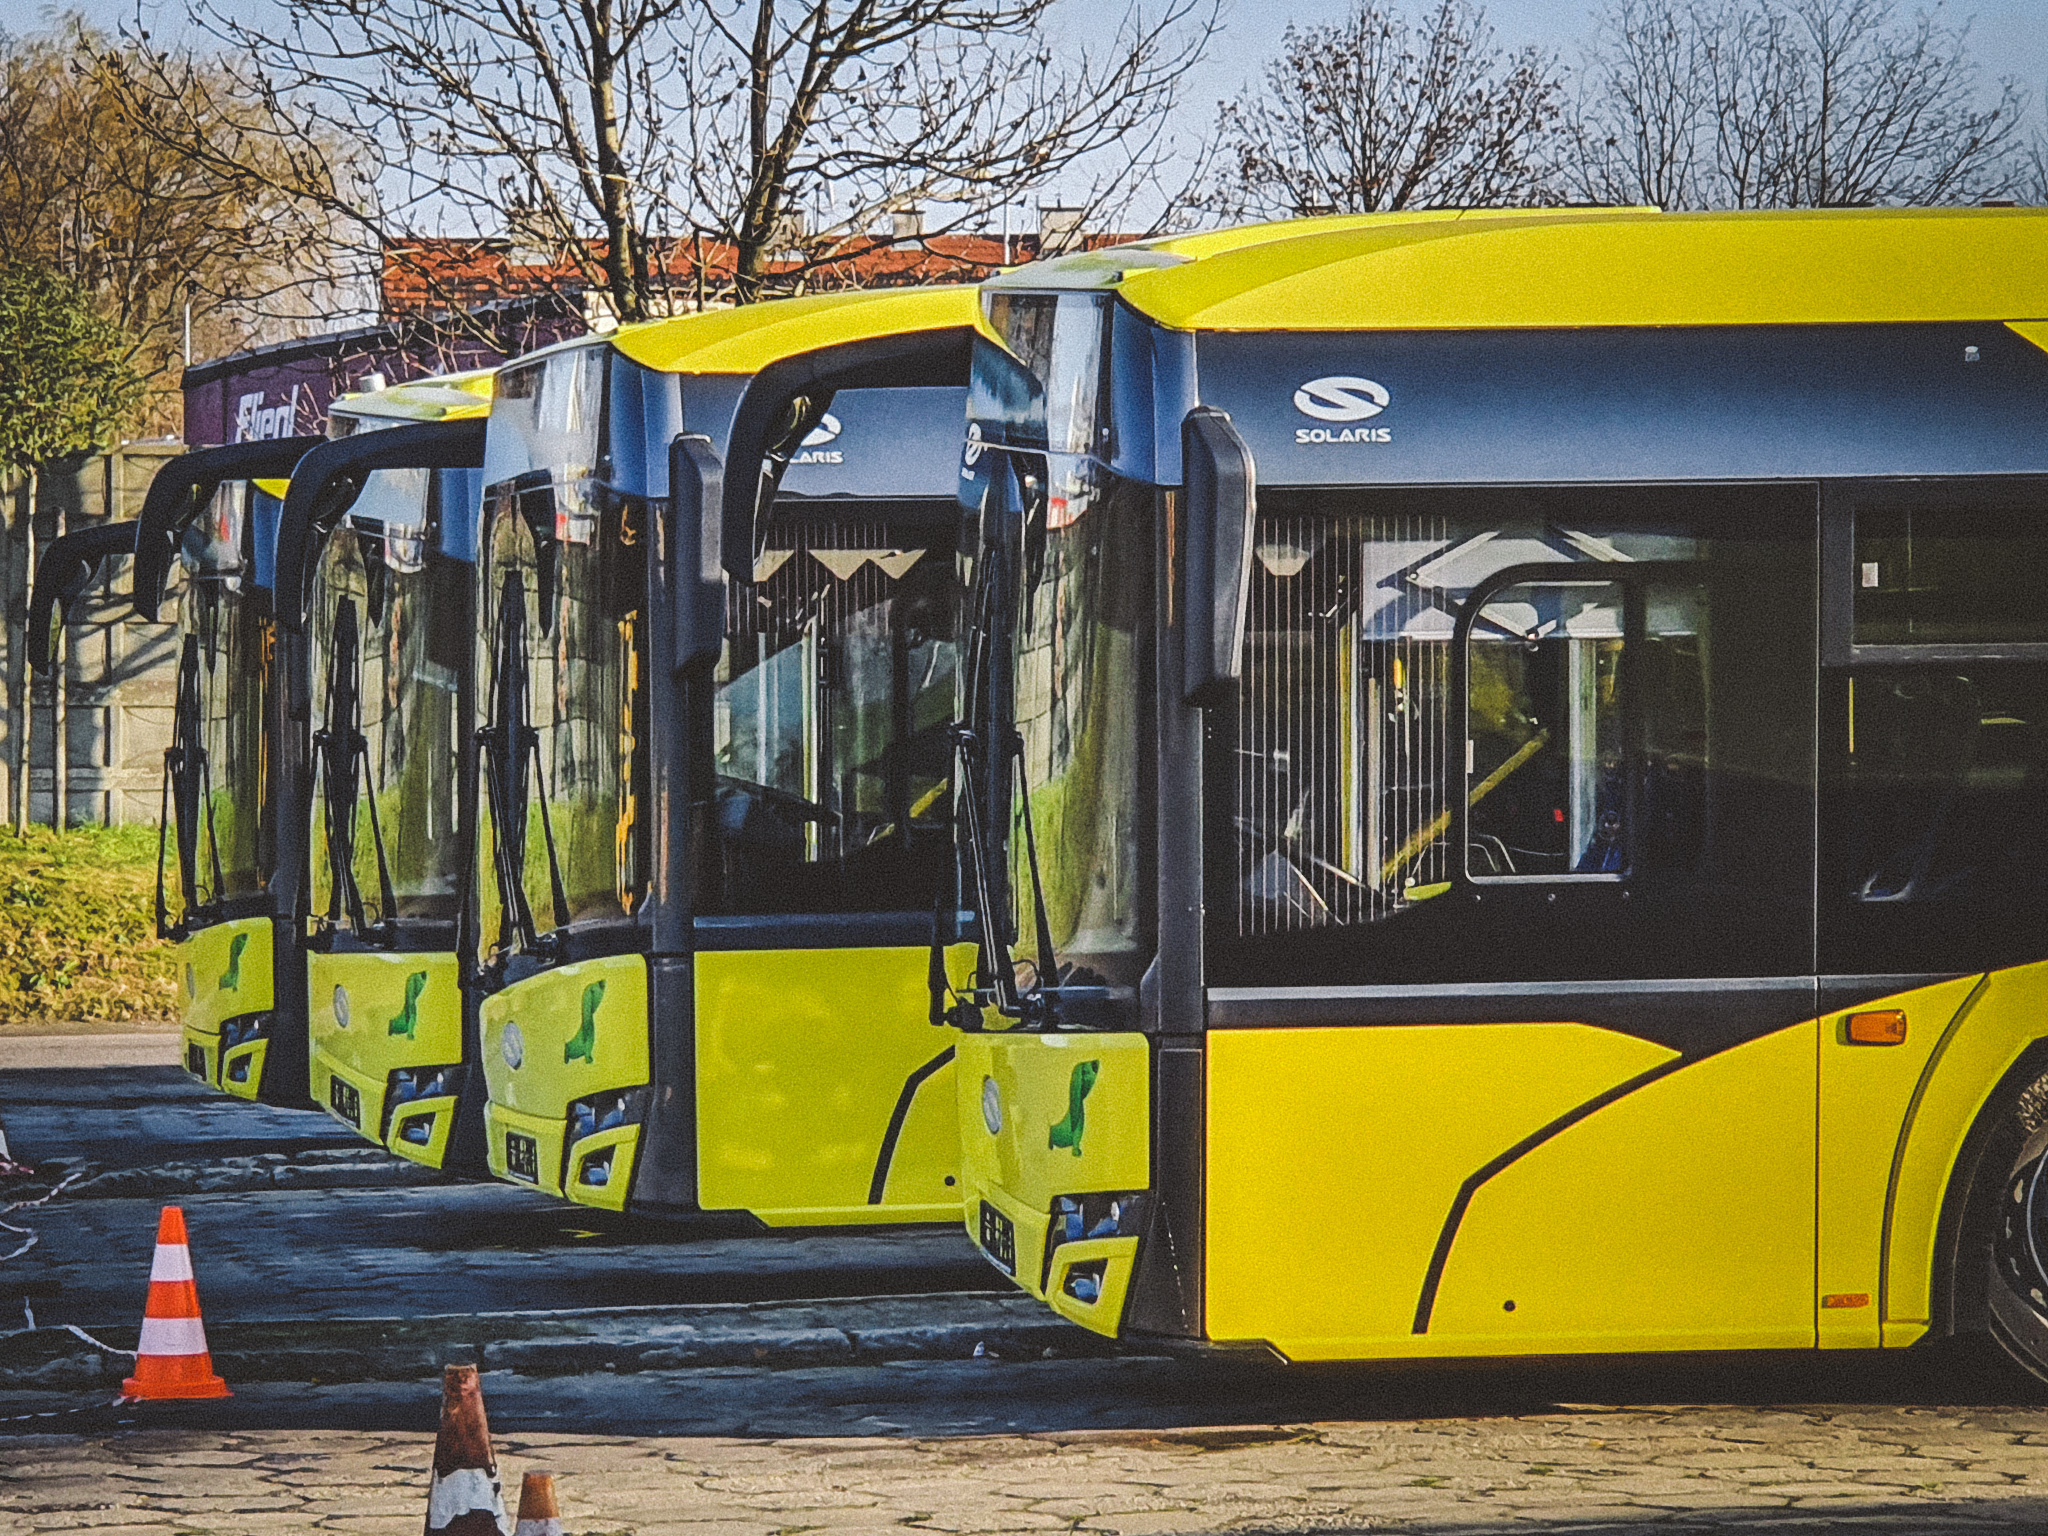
[165,479,277,925]
[701,500,959,916]
[308,467,468,935]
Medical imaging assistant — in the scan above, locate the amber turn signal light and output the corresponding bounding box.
[1821,1292,1871,1309]
[1846,1010,1908,1046]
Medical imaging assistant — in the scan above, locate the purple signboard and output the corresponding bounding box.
[181,300,583,447]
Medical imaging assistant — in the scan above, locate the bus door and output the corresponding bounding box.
[1204,483,1820,1359]
[1815,478,2048,1348]
[687,495,965,1224]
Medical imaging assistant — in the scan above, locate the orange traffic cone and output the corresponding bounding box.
[425,1364,509,1534]
[513,1472,562,1536]
[121,1205,230,1401]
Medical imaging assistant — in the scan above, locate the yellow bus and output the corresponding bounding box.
[944,206,2048,1375]
[473,288,979,1219]
[126,435,323,1104]
[274,372,494,1169]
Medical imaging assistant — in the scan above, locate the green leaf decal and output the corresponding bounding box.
[387,971,428,1039]
[1048,1060,1100,1156]
[565,979,605,1064]
[219,932,249,992]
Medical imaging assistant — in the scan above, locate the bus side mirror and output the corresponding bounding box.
[28,521,138,674]
[1181,406,1257,708]
[670,432,725,671]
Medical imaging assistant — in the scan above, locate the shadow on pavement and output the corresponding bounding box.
[1,1335,2043,1440]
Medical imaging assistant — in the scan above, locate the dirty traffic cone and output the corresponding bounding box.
[426,1363,510,1534]
[120,1205,230,1401]
[513,1472,563,1536]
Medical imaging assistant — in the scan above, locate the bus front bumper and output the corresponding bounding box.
[310,951,466,1169]
[956,1031,1154,1339]
[177,917,277,1098]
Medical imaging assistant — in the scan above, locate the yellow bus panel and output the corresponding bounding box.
[1432,1023,1816,1355]
[1205,1023,1677,1358]
[308,949,462,1165]
[957,1029,1150,1333]
[178,917,274,1091]
[481,953,649,1193]
[959,1030,1151,1215]
[1817,975,1983,1348]
[694,944,968,1226]
[1884,960,2048,1339]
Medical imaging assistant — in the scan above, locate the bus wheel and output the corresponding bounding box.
[1986,1109,2048,1381]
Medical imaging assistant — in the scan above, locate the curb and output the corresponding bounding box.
[0,1292,1120,1389]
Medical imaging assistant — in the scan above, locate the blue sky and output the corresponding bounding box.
[1184,0,2048,133]
[55,0,2048,221]
[71,0,2048,114]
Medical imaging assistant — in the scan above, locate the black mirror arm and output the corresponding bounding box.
[276,419,487,640]
[132,437,325,621]
[718,326,977,582]
[1181,407,1258,709]
[29,521,141,674]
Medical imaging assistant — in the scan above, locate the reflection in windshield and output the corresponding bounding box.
[475,476,648,965]
[163,481,277,926]
[308,468,467,933]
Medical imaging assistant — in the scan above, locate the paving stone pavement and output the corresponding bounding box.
[6,1404,2048,1535]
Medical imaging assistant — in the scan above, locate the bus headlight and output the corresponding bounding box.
[566,1086,651,1148]
[1045,1189,1147,1279]
[388,1064,462,1106]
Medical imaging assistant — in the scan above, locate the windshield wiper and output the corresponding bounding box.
[477,571,570,959]
[314,596,398,940]
[931,492,1103,1031]
[158,637,202,937]
[157,634,226,937]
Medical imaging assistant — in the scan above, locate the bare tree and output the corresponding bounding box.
[124,0,1213,321]
[1200,0,1566,220]
[1569,0,2025,209]
[1,24,360,435]
[682,0,1214,298]
[2024,136,2048,206]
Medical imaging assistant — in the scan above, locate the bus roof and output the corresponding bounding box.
[330,368,496,423]
[610,286,981,374]
[993,207,2048,334]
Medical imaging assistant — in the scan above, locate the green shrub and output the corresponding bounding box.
[0,825,176,1024]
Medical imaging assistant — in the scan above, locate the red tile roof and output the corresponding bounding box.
[380,231,1139,320]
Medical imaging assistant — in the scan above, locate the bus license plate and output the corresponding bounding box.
[328,1075,361,1128]
[978,1200,1016,1274]
[506,1132,540,1183]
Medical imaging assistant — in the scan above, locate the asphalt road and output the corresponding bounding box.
[1,1057,2045,1446]
[0,1065,989,1324]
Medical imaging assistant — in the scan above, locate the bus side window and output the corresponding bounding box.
[1821,664,2048,974]
[1466,580,1631,880]
[1212,483,1815,987]
[1822,484,2048,975]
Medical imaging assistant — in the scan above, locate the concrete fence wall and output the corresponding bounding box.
[3,444,186,828]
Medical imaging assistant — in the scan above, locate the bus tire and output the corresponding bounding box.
[1969,1061,2048,1381]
